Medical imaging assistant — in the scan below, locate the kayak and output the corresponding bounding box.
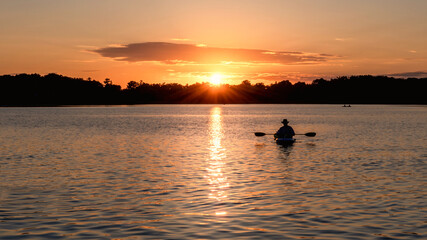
[276,138,296,145]
[275,138,296,145]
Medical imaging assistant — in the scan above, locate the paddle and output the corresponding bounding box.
[254,132,316,137]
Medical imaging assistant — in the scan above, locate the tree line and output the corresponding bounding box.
[0,73,426,106]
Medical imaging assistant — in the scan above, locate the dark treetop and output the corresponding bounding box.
[1,73,426,106]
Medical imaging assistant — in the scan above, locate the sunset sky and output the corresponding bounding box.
[1,0,426,87]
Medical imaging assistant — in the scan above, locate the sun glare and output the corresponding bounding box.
[210,74,222,85]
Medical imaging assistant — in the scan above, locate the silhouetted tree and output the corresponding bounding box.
[127,81,139,90]
[1,74,426,106]
[104,78,112,86]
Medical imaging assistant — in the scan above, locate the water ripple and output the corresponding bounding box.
[1,105,426,239]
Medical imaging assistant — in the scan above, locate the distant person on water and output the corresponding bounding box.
[275,119,295,139]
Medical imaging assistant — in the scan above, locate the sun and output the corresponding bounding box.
[210,74,222,85]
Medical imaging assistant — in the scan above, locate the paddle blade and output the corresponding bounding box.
[305,132,316,137]
[254,132,266,136]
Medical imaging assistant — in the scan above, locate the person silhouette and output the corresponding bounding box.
[275,119,295,139]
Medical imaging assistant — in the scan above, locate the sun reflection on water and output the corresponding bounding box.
[207,107,229,215]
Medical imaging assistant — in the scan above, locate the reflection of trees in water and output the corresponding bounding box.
[2,74,427,105]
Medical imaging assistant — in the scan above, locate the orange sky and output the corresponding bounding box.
[1,0,426,87]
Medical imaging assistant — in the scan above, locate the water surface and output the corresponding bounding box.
[1,105,426,239]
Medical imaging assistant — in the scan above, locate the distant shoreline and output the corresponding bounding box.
[0,103,427,108]
[1,73,426,105]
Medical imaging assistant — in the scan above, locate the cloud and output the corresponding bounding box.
[171,38,191,42]
[92,42,336,65]
[387,71,427,78]
[243,72,325,83]
[334,37,352,42]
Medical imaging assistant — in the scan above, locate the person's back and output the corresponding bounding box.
[275,119,295,139]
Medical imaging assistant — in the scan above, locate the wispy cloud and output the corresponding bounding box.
[92,42,337,65]
[171,38,191,42]
[168,71,323,84]
[248,72,324,82]
[387,71,427,78]
[334,37,352,42]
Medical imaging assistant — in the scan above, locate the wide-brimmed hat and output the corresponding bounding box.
[281,119,289,123]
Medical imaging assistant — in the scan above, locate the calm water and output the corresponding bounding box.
[0,104,426,239]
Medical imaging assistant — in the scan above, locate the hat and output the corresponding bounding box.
[281,119,289,124]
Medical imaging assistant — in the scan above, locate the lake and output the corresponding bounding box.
[0,104,426,239]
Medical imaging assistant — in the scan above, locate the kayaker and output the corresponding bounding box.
[275,119,295,139]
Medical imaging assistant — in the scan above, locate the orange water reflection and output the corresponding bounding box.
[207,107,229,215]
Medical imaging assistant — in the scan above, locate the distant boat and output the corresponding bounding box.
[342,104,351,107]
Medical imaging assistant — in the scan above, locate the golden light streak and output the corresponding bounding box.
[207,107,229,205]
